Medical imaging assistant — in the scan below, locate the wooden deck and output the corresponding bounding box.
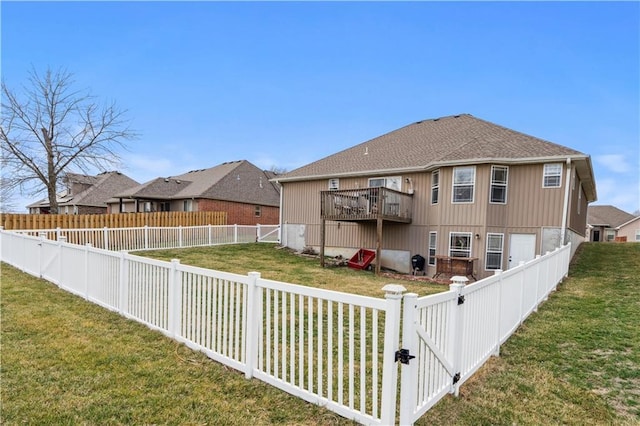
[320,187,412,223]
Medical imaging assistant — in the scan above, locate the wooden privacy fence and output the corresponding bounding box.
[0,211,227,230]
[0,228,571,425]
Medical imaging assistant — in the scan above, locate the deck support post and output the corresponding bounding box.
[376,217,383,275]
[320,218,326,268]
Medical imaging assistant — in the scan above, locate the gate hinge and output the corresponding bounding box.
[457,295,465,305]
[452,372,461,385]
[395,348,416,364]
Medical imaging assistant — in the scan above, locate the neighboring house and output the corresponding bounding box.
[27,171,140,215]
[587,205,640,242]
[110,160,281,225]
[274,114,597,279]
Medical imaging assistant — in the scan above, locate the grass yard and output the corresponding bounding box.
[1,242,638,424]
[135,243,447,298]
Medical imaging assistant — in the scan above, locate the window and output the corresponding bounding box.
[255,205,262,217]
[431,170,439,204]
[449,232,472,258]
[428,232,437,266]
[368,176,402,191]
[452,166,475,203]
[485,233,504,270]
[606,230,615,241]
[328,179,339,190]
[543,163,562,188]
[159,202,170,212]
[635,230,640,242]
[183,200,193,212]
[490,166,508,204]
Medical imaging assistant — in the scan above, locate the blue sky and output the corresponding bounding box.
[2,1,639,214]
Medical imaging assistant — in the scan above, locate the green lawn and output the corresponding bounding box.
[1,242,638,424]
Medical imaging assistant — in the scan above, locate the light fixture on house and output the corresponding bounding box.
[475,234,480,240]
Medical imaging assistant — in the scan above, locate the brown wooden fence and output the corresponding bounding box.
[0,211,227,230]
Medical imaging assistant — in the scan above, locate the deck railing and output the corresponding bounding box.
[321,187,413,223]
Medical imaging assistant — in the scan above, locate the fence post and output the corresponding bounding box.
[56,227,62,241]
[493,269,503,356]
[57,236,67,286]
[103,227,109,250]
[398,292,419,426]
[380,284,406,426]
[38,231,46,277]
[234,224,238,244]
[208,224,212,246]
[168,259,182,338]
[245,271,261,379]
[256,224,261,242]
[449,278,467,396]
[85,243,92,300]
[533,255,542,312]
[179,226,183,248]
[118,250,129,315]
[144,225,149,250]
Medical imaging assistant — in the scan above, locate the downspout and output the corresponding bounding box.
[560,158,572,246]
[277,181,284,244]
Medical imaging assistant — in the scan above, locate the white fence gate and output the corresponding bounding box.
[0,227,571,425]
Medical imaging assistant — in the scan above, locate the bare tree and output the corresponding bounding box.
[1,67,136,213]
[269,165,288,175]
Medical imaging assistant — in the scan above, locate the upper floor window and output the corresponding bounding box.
[328,178,339,190]
[431,170,439,204]
[490,166,508,204]
[452,166,475,203]
[255,205,262,217]
[543,163,562,188]
[485,233,504,270]
[369,176,402,191]
[449,232,472,258]
[428,232,437,266]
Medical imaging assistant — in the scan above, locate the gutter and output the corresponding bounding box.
[272,154,590,183]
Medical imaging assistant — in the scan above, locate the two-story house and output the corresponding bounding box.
[273,114,597,279]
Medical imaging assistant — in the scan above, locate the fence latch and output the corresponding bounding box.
[395,348,415,364]
[457,295,465,305]
[452,372,461,385]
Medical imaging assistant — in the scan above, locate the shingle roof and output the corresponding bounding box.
[27,171,139,209]
[587,205,637,228]
[276,113,596,201]
[115,160,280,207]
[280,114,586,178]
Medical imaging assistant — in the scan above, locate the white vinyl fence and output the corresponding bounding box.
[11,224,280,251]
[0,227,571,425]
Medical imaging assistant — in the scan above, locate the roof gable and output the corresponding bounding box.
[587,205,637,228]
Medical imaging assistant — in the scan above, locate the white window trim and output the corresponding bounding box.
[428,232,437,266]
[543,163,563,188]
[452,166,476,204]
[485,233,504,271]
[489,165,508,204]
[431,170,439,205]
[449,232,472,258]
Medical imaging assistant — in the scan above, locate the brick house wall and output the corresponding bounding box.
[198,199,279,225]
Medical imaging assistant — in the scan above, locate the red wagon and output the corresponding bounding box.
[347,249,376,270]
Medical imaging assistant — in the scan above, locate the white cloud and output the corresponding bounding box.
[595,154,632,174]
